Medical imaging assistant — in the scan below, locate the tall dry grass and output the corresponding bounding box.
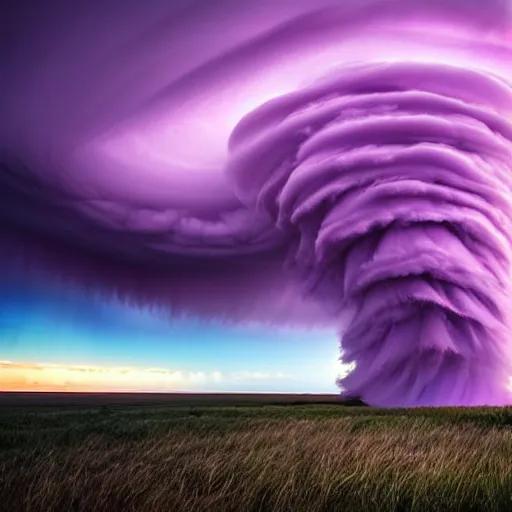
[1,415,511,511]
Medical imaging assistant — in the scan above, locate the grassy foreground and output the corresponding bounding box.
[1,396,512,511]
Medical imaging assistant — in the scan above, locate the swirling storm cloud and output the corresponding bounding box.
[2,0,512,406]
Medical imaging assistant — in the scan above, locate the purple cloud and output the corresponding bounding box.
[2,0,512,405]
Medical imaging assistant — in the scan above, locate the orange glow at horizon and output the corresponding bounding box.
[0,361,291,392]
[0,361,226,392]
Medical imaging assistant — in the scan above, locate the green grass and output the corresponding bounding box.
[1,402,512,511]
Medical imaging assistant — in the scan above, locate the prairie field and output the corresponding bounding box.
[1,393,512,511]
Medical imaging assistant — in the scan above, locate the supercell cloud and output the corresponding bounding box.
[2,0,512,406]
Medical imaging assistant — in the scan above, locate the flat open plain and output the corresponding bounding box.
[1,392,512,512]
[0,391,342,408]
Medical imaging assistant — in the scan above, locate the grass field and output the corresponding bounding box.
[1,393,512,511]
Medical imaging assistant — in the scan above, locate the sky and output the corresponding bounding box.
[0,277,343,393]
[5,0,512,405]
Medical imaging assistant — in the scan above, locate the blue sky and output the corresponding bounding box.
[0,276,342,393]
